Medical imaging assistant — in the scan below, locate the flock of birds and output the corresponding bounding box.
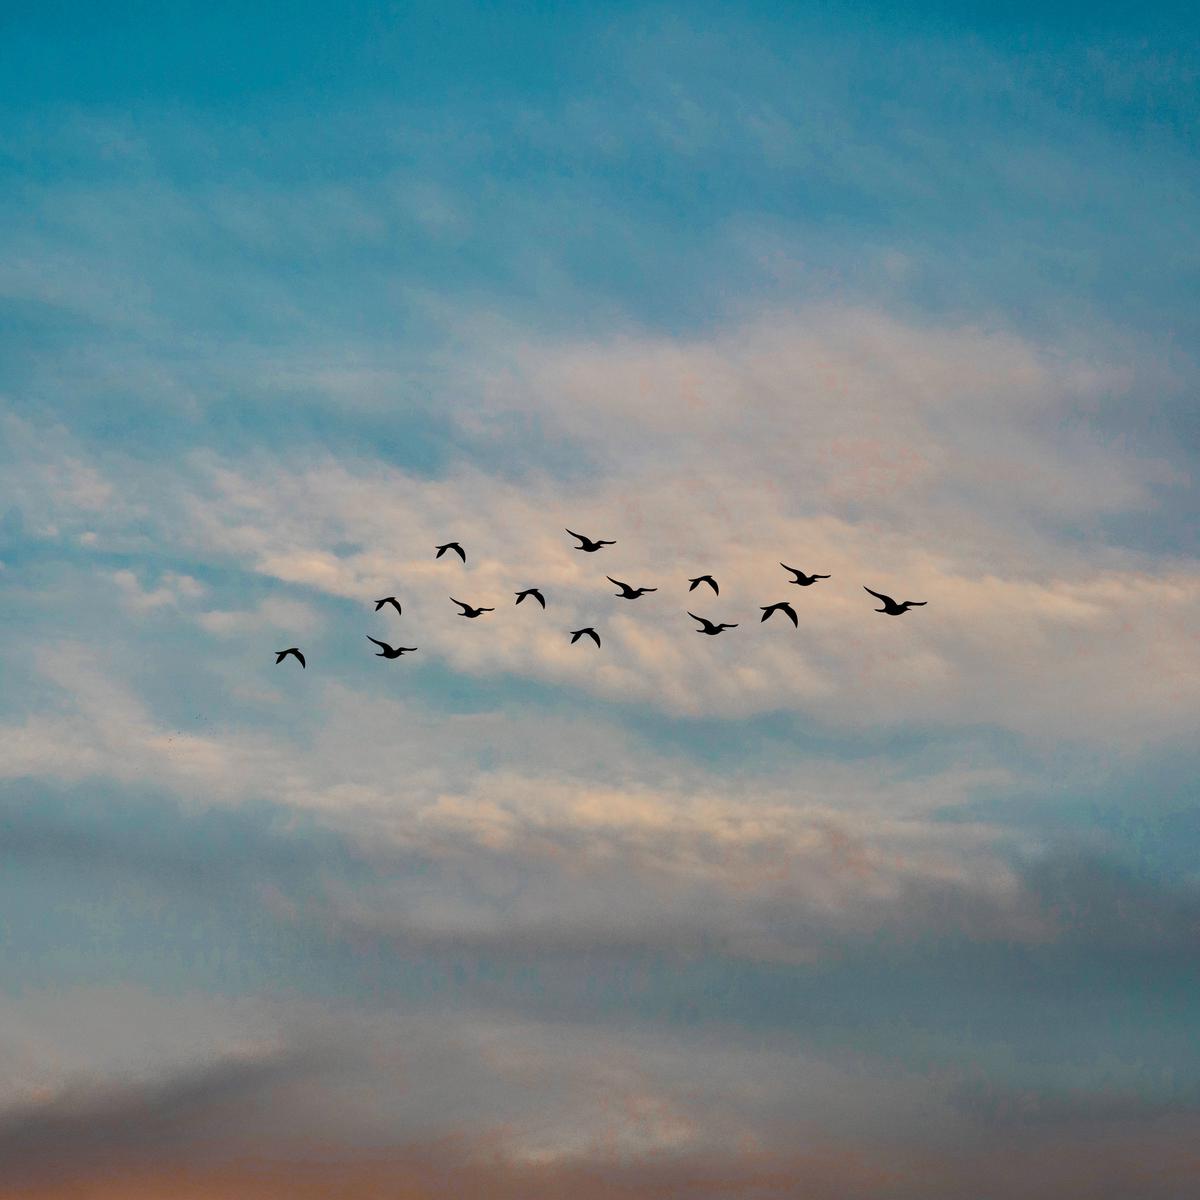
[273,528,926,668]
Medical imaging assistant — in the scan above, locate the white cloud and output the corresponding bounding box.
[145,307,1197,745]
[112,569,206,613]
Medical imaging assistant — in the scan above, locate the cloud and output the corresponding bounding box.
[0,1049,317,1187]
[120,304,1191,745]
[112,568,205,613]
[195,596,319,637]
[0,643,1037,966]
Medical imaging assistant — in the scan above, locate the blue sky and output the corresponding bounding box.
[1,3,1199,1197]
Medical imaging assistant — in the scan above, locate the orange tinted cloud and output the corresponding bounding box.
[4,1126,1200,1200]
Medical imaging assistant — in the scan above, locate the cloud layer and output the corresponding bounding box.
[2,2,1199,1195]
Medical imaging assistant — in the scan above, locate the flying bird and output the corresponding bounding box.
[515,587,547,608]
[566,529,615,552]
[367,636,417,658]
[274,648,306,668]
[570,626,601,647]
[688,612,738,635]
[451,597,494,618]
[688,575,719,595]
[781,564,830,586]
[760,601,799,628]
[435,541,466,562]
[607,576,657,599]
[864,586,927,615]
[374,596,402,615]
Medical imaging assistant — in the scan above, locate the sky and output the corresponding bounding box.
[1,1,1199,1196]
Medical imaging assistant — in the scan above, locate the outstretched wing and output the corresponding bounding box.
[565,528,585,543]
[295,650,306,668]
[587,629,601,646]
[864,587,894,605]
[905,600,927,607]
[451,543,466,561]
[688,578,700,591]
[374,599,385,610]
[450,596,468,611]
[532,589,546,608]
[780,562,800,576]
[366,635,390,651]
[782,604,798,627]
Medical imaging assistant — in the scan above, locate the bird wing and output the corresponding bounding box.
[565,528,584,542]
[864,587,894,604]
[687,611,703,623]
[366,636,390,650]
[780,562,799,576]
[607,576,625,588]
[906,600,927,607]
[759,607,773,621]
[452,544,465,560]
[294,651,306,668]
[450,597,468,611]
[588,629,601,646]
[783,605,798,627]
[533,590,546,607]
[374,599,385,610]
[688,578,700,590]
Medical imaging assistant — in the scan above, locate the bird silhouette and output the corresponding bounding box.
[566,529,615,552]
[781,564,830,586]
[374,596,402,615]
[451,597,494,618]
[688,612,738,635]
[570,626,601,647]
[864,586,927,615]
[608,576,657,599]
[436,542,466,562]
[367,636,417,658]
[688,575,719,595]
[515,587,546,608]
[274,648,306,668]
[760,601,799,628]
